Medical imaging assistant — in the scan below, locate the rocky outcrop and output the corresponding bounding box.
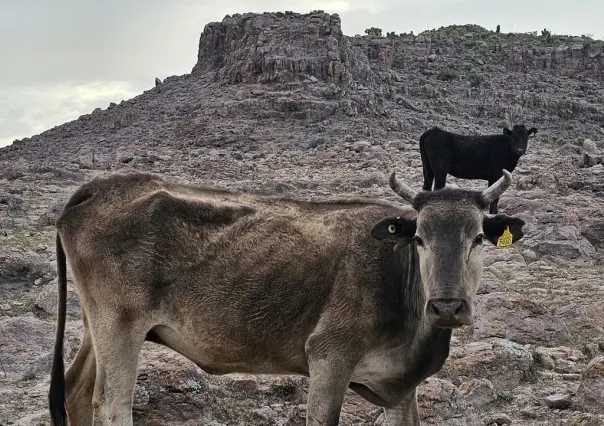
[472,292,570,345]
[0,248,53,285]
[440,338,534,392]
[416,378,482,426]
[577,356,604,414]
[192,11,367,85]
[347,27,604,80]
[504,42,604,79]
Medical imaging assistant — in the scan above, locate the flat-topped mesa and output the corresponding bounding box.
[191,11,355,85]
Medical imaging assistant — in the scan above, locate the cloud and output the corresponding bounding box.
[0,81,143,146]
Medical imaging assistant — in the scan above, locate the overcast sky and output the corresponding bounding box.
[1,0,601,147]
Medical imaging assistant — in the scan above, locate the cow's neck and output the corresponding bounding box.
[382,243,453,351]
[395,244,453,386]
[400,320,452,387]
[351,246,453,406]
[504,149,522,168]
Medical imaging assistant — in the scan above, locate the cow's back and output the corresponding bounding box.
[423,130,511,180]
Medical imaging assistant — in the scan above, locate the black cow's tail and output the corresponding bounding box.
[49,233,68,426]
[419,129,434,191]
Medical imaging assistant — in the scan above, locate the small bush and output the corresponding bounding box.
[468,72,485,87]
[364,27,383,37]
[437,66,458,82]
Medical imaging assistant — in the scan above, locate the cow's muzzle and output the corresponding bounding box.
[426,298,472,328]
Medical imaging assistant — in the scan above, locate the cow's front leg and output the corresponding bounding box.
[305,333,361,426]
[306,359,355,426]
[383,389,420,426]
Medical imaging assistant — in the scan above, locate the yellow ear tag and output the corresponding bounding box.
[388,224,396,233]
[497,226,513,248]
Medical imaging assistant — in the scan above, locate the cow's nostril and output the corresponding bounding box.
[428,299,465,317]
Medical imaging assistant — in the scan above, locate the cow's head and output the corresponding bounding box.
[502,124,538,156]
[371,170,525,328]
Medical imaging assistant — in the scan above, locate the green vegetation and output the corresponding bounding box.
[364,27,382,37]
[437,64,459,82]
[497,391,514,402]
[468,71,485,87]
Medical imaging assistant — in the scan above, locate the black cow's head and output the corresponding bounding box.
[503,124,538,156]
[371,170,525,329]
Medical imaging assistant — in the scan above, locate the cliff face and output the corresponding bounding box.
[192,11,356,84]
[1,11,604,426]
[504,42,604,77]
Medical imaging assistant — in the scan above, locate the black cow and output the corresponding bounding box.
[419,124,538,214]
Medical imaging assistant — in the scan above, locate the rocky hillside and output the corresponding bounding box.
[1,10,604,425]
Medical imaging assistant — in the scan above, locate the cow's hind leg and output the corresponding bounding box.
[382,390,419,425]
[433,171,447,190]
[420,155,434,191]
[89,312,148,426]
[487,178,499,214]
[64,312,96,425]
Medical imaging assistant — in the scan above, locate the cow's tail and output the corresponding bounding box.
[419,129,434,191]
[49,233,68,426]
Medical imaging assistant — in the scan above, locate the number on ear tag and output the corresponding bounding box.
[497,226,513,247]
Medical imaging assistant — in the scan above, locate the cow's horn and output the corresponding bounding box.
[481,169,512,205]
[389,170,418,203]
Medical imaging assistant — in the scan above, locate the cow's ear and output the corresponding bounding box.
[371,216,417,247]
[528,127,538,137]
[483,215,525,247]
[503,128,512,136]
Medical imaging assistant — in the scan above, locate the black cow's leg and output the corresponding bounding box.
[433,172,447,190]
[489,198,499,214]
[382,389,420,426]
[422,163,434,191]
[487,178,499,214]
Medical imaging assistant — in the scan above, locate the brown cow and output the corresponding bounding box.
[48,169,524,426]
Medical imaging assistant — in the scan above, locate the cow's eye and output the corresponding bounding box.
[414,235,424,247]
[474,234,485,245]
